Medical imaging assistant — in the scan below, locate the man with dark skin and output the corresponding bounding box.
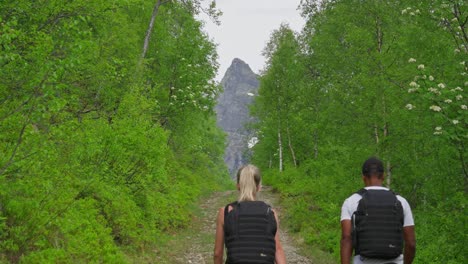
[340,157,416,264]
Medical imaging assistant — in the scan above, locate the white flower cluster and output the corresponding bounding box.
[437,83,446,89]
[452,120,459,125]
[401,7,420,15]
[462,105,467,110]
[408,58,417,63]
[409,81,418,87]
[456,94,463,100]
[434,126,443,135]
[428,87,441,95]
[429,76,434,81]
[418,64,425,70]
[406,104,415,110]
[444,99,452,103]
[429,105,442,112]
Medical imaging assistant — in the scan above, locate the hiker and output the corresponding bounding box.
[340,157,416,264]
[214,164,286,264]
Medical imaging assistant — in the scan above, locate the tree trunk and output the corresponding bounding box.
[141,0,163,59]
[374,124,379,144]
[278,127,283,172]
[313,131,318,159]
[386,160,392,188]
[375,16,383,52]
[286,125,297,167]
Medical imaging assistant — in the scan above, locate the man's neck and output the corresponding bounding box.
[364,177,384,187]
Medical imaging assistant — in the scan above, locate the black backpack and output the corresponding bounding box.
[223,201,277,264]
[352,188,404,259]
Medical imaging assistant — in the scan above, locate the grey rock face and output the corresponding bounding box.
[215,58,259,178]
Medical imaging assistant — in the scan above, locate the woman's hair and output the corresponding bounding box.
[237,164,261,202]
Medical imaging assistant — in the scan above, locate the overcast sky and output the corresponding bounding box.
[199,0,305,81]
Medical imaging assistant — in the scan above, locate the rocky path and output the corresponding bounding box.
[161,186,318,263]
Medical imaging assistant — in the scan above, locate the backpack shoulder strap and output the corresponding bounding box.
[224,201,238,220]
[356,188,367,196]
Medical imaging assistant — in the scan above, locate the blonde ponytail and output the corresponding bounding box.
[237,164,261,202]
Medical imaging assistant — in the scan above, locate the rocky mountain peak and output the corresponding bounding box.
[215,58,259,178]
[222,58,258,88]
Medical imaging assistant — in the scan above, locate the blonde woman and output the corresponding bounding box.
[214,165,286,264]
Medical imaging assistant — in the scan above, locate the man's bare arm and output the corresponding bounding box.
[340,220,353,264]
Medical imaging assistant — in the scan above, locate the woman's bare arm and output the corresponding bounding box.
[273,209,286,264]
[214,207,225,264]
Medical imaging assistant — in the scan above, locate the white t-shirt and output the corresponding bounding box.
[340,186,414,264]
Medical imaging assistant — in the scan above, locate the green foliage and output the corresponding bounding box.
[0,0,228,262]
[253,0,467,262]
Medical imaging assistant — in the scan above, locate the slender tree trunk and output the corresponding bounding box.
[286,125,297,167]
[269,153,272,169]
[374,124,379,144]
[141,0,163,59]
[386,160,392,188]
[278,127,283,172]
[313,131,318,159]
[375,16,383,52]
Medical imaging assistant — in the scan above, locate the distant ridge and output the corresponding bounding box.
[215,58,259,178]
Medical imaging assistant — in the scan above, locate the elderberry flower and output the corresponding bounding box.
[444,99,452,103]
[428,87,440,95]
[429,105,442,112]
[454,87,463,91]
[408,58,417,63]
[461,105,467,110]
[409,81,418,87]
[406,104,414,110]
[418,64,425,70]
[438,83,446,89]
[429,76,434,81]
[452,120,459,125]
[456,95,463,100]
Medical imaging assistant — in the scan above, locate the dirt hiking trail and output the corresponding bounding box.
[157,186,336,263]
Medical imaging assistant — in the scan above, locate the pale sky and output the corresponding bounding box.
[199,0,305,81]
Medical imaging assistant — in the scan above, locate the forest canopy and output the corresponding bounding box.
[0,0,228,262]
[251,0,467,262]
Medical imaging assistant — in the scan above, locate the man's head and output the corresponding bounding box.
[362,157,384,179]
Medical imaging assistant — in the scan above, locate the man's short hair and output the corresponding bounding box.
[362,157,384,178]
